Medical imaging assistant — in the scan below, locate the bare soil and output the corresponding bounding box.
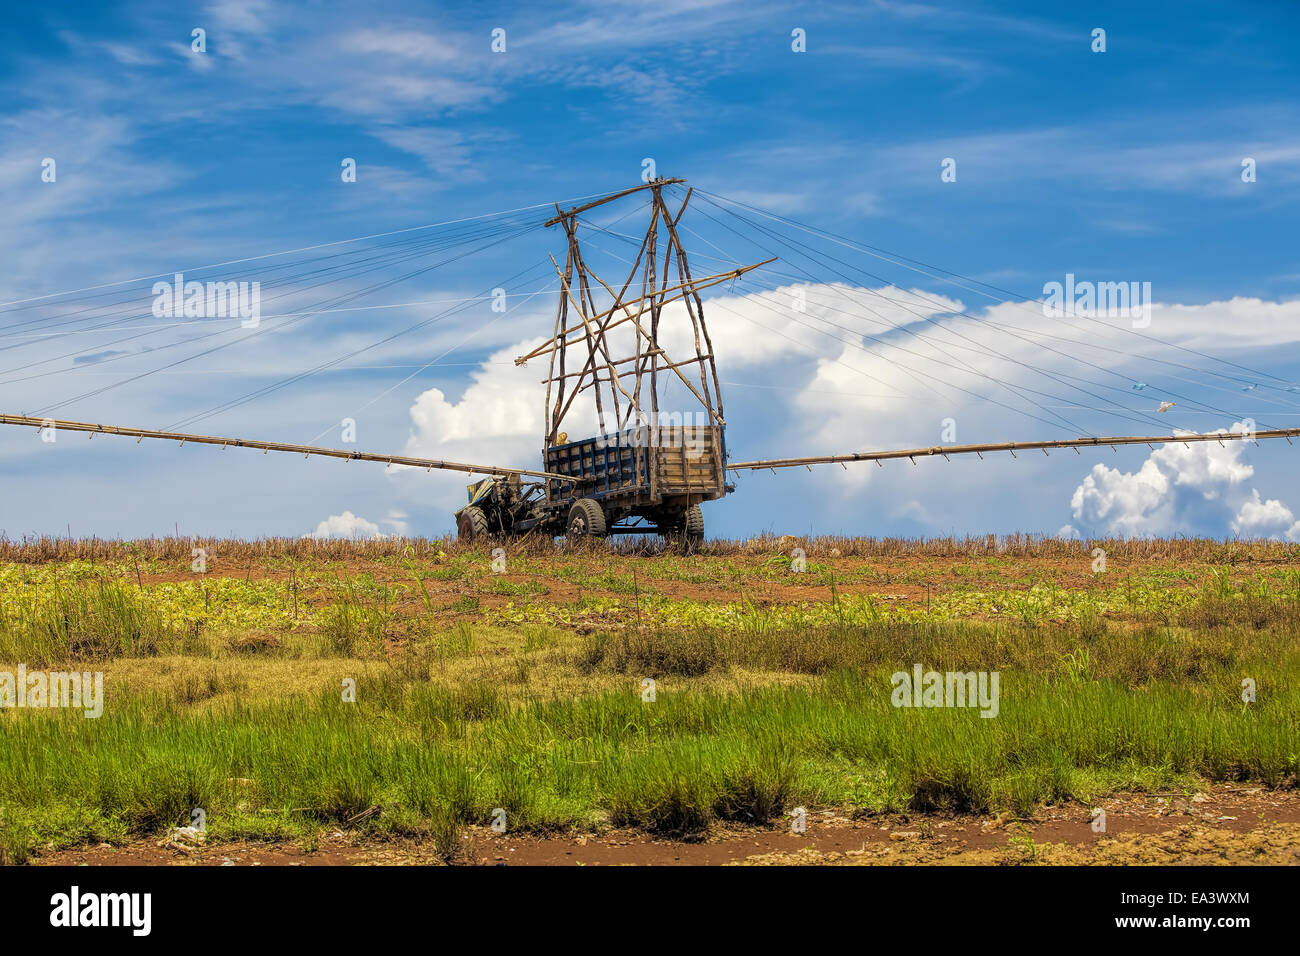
[32,784,1300,867]
[129,552,1208,621]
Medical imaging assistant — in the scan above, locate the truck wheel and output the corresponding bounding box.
[683,504,704,544]
[660,505,704,545]
[457,506,490,541]
[567,499,607,539]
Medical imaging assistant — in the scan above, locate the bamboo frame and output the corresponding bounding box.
[514,262,770,366]
[526,181,769,454]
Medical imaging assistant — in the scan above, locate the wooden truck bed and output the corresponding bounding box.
[544,425,727,507]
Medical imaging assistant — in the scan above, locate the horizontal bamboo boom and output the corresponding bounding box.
[543,179,686,227]
[0,414,575,482]
[728,429,1300,471]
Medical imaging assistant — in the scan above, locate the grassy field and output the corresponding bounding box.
[1,533,1297,863]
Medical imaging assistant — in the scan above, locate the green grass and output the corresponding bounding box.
[0,661,1294,853]
[2,541,1300,861]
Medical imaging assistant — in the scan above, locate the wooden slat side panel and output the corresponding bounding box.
[654,425,724,493]
[547,434,655,495]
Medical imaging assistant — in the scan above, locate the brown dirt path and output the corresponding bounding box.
[31,784,1300,866]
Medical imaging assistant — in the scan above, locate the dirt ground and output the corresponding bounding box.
[123,552,1228,626]
[33,784,1300,866]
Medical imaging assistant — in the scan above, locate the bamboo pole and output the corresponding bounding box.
[727,429,1300,471]
[0,414,576,481]
[544,231,572,452]
[662,189,726,426]
[545,253,641,429]
[543,179,686,228]
[657,190,719,426]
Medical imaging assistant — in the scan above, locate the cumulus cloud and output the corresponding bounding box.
[398,337,607,513]
[389,279,1300,536]
[403,337,554,465]
[394,282,963,496]
[1070,456,1175,536]
[1231,489,1300,540]
[307,511,384,539]
[1066,425,1300,539]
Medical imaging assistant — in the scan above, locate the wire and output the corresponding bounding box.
[30,222,538,417]
[162,235,545,430]
[695,186,1300,392]
[685,185,1290,433]
[0,187,624,312]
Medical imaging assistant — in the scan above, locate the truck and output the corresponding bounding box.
[455,422,731,542]
[453,178,765,543]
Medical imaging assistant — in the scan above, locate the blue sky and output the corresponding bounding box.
[1,0,1299,541]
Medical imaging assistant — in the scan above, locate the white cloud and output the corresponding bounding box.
[307,511,384,539]
[1065,425,1300,539]
[879,122,1300,198]
[370,126,481,181]
[1069,457,1175,536]
[341,28,463,64]
[396,281,962,477]
[1231,489,1300,540]
[388,281,1300,535]
[404,337,549,456]
[205,0,273,35]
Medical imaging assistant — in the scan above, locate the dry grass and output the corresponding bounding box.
[2,532,1298,566]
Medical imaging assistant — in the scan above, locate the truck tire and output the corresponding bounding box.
[457,506,490,541]
[566,499,607,539]
[660,505,704,545]
[683,504,704,544]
